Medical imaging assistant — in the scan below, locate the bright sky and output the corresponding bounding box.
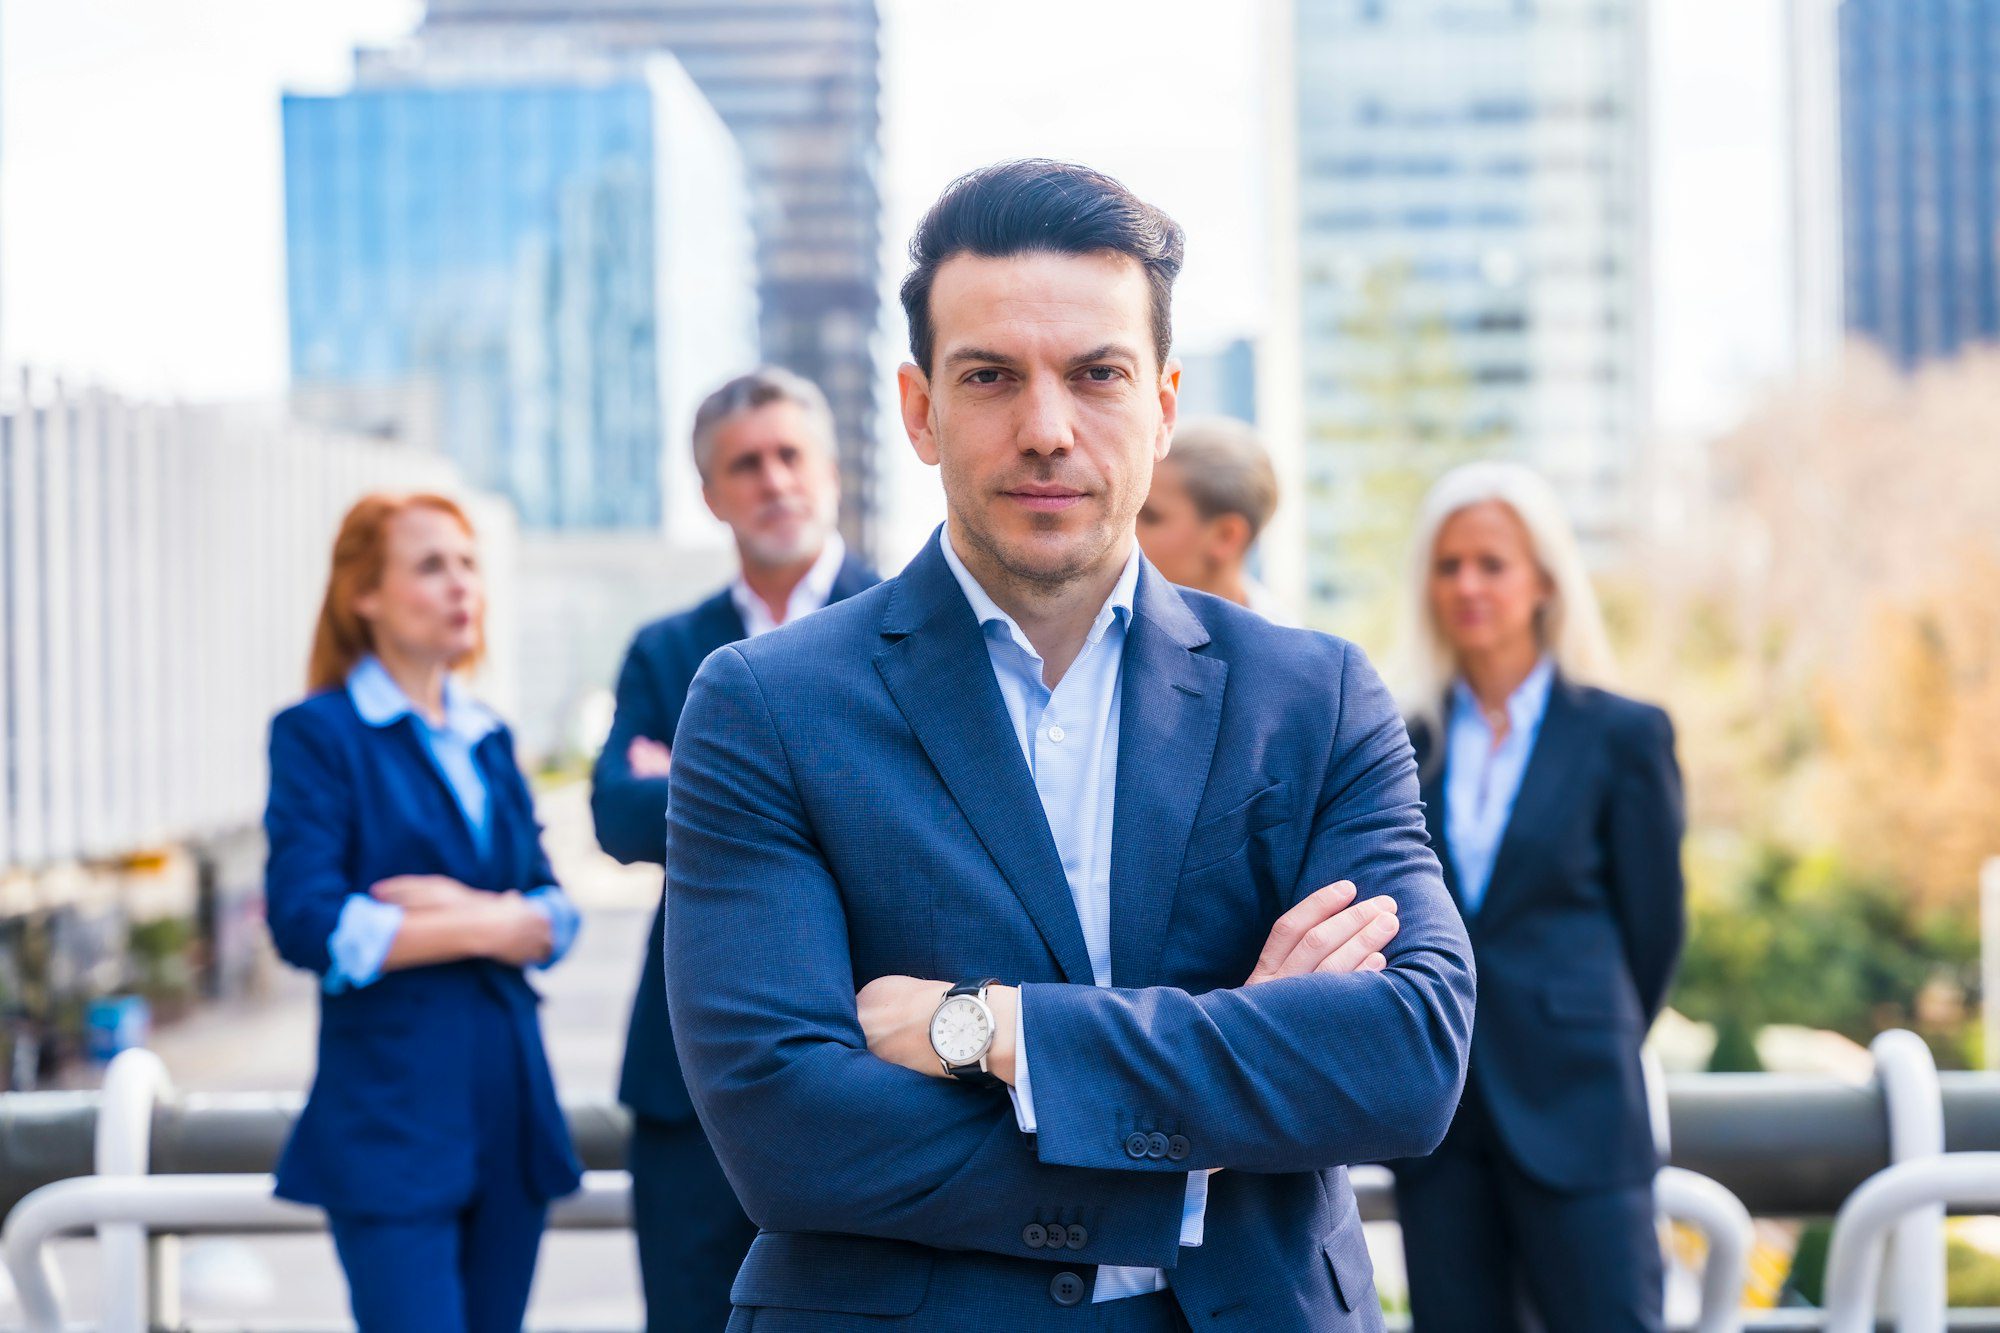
[1,0,1794,447]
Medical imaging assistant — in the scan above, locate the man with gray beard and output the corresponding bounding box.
[592,367,878,1331]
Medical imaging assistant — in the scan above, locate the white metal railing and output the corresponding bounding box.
[1821,1154,2000,1333]
[0,374,513,872]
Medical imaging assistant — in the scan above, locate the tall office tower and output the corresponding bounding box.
[283,53,758,530]
[416,0,885,550]
[1839,0,2000,369]
[1263,0,1649,627]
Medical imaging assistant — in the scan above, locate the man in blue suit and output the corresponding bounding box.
[591,367,878,1332]
[664,161,1476,1332]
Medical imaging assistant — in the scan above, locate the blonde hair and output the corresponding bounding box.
[1392,461,1616,742]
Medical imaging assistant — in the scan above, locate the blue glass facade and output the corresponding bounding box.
[1840,0,2000,368]
[284,82,671,529]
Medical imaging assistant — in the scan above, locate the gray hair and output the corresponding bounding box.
[691,367,837,480]
[1166,416,1279,541]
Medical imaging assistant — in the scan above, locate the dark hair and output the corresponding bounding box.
[900,159,1185,375]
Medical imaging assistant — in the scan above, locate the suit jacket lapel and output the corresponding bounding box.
[1108,567,1227,988]
[873,536,1096,984]
[1478,675,1583,925]
[1412,719,1465,911]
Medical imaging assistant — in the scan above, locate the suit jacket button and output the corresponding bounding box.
[1167,1134,1191,1162]
[1065,1223,1089,1249]
[1023,1223,1048,1248]
[1146,1132,1171,1160]
[1050,1271,1086,1306]
[1125,1132,1151,1160]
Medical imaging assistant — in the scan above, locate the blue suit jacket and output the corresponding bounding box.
[263,689,584,1218]
[663,533,1475,1331]
[591,556,878,1122]
[1397,676,1684,1192]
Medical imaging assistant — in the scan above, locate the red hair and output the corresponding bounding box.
[307,493,485,693]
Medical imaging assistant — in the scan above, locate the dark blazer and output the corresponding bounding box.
[662,532,1476,1331]
[592,554,878,1122]
[1402,675,1685,1192]
[263,689,584,1218]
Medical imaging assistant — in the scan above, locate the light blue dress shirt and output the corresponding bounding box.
[1443,657,1556,916]
[324,657,580,992]
[938,528,1206,1304]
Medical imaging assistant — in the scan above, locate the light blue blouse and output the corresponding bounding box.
[323,657,580,992]
[1443,658,1555,916]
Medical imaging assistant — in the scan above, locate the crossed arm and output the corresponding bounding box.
[663,643,1475,1265]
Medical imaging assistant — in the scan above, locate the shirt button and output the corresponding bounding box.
[1125,1132,1152,1160]
[1022,1223,1048,1248]
[1050,1271,1086,1306]
[1048,724,1066,743]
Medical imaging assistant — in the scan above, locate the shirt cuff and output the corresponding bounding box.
[324,895,405,993]
[1007,991,1037,1133]
[522,886,581,969]
[1180,1170,1212,1247]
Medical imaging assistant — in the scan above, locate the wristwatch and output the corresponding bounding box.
[929,979,1001,1087]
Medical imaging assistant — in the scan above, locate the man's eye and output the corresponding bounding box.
[966,369,1004,385]
[1082,366,1121,383]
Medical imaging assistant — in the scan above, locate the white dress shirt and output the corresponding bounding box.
[938,527,1208,1303]
[1444,656,1555,915]
[729,533,847,638]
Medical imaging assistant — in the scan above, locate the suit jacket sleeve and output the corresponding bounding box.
[591,635,676,866]
[263,708,358,977]
[1605,704,1686,1021]
[664,645,1189,1266]
[1017,641,1476,1175]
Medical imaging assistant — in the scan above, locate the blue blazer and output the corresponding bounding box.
[1398,676,1685,1192]
[591,555,878,1123]
[662,533,1475,1331]
[263,689,584,1218]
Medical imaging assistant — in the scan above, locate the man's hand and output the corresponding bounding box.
[370,874,481,911]
[473,891,555,967]
[628,736,673,778]
[1244,881,1398,986]
[857,975,1018,1084]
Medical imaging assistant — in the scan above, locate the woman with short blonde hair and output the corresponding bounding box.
[1386,461,1684,1332]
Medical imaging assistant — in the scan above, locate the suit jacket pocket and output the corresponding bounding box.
[1539,978,1640,1030]
[730,1232,934,1315]
[1181,780,1292,875]
[1322,1216,1379,1315]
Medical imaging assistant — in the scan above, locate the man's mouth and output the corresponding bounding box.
[1003,485,1088,514]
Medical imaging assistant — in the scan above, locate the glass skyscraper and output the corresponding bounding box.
[1268,0,1648,625]
[413,0,885,550]
[1840,0,2000,368]
[282,54,757,531]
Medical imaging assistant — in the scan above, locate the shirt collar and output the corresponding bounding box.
[1451,655,1556,737]
[347,655,500,743]
[729,532,848,630]
[938,522,1139,665]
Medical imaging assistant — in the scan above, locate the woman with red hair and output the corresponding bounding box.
[263,493,581,1331]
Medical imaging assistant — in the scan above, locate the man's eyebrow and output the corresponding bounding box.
[942,347,1024,369]
[1069,343,1141,367]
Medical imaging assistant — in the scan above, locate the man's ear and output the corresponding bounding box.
[1155,357,1182,460]
[899,362,940,466]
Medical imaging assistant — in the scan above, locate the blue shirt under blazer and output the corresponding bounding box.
[263,687,584,1218]
[1397,673,1685,1193]
[590,553,878,1122]
[663,531,1477,1332]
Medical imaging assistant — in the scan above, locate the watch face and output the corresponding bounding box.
[929,995,993,1066]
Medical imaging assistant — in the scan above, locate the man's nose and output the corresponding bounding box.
[1016,377,1074,455]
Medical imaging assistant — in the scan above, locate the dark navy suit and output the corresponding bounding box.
[1390,676,1685,1332]
[663,533,1476,1332]
[263,688,582,1330]
[591,555,876,1331]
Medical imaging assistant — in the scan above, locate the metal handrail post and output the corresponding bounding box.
[1656,1166,1752,1333]
[1872,1030,1945,1332]
[95,1048,174,1333]
[1822,1153,2000,1333]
